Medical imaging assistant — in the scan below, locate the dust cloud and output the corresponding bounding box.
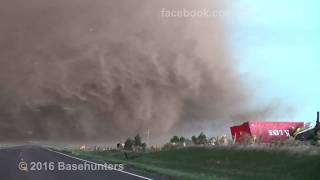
[0,0,258,142]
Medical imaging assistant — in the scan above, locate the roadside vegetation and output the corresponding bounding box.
[71,145,320,180]
[67,132,320,180]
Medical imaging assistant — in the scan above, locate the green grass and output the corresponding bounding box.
[68,146,320,180]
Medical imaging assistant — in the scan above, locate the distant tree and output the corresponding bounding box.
[170,136,180,143]
[134,134,142,146]
[124,138,133,150]
[141,142,147,152]
[191,135,198,144]
[117,142,123,149]
[179,136,186,143]
[198,132,207,144]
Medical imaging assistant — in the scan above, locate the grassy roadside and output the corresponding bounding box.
[66,146,320,180]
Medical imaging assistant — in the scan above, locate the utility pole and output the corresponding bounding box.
[146,128,150,148]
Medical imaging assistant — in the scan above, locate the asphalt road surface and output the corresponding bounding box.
[0,145,159,180]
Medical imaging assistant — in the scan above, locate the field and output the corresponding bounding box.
[70,146,320,180]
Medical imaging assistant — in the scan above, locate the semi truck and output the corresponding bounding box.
[294,112,320,141]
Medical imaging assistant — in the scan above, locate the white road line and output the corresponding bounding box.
[46,148,153,180]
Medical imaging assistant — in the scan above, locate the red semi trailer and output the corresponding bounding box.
[230,121,304,143]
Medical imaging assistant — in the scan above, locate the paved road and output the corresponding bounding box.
[0,146,156,180]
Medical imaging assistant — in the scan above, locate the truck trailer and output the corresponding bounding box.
[230,121,304,144]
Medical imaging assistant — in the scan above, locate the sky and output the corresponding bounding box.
[228,0,320,123]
